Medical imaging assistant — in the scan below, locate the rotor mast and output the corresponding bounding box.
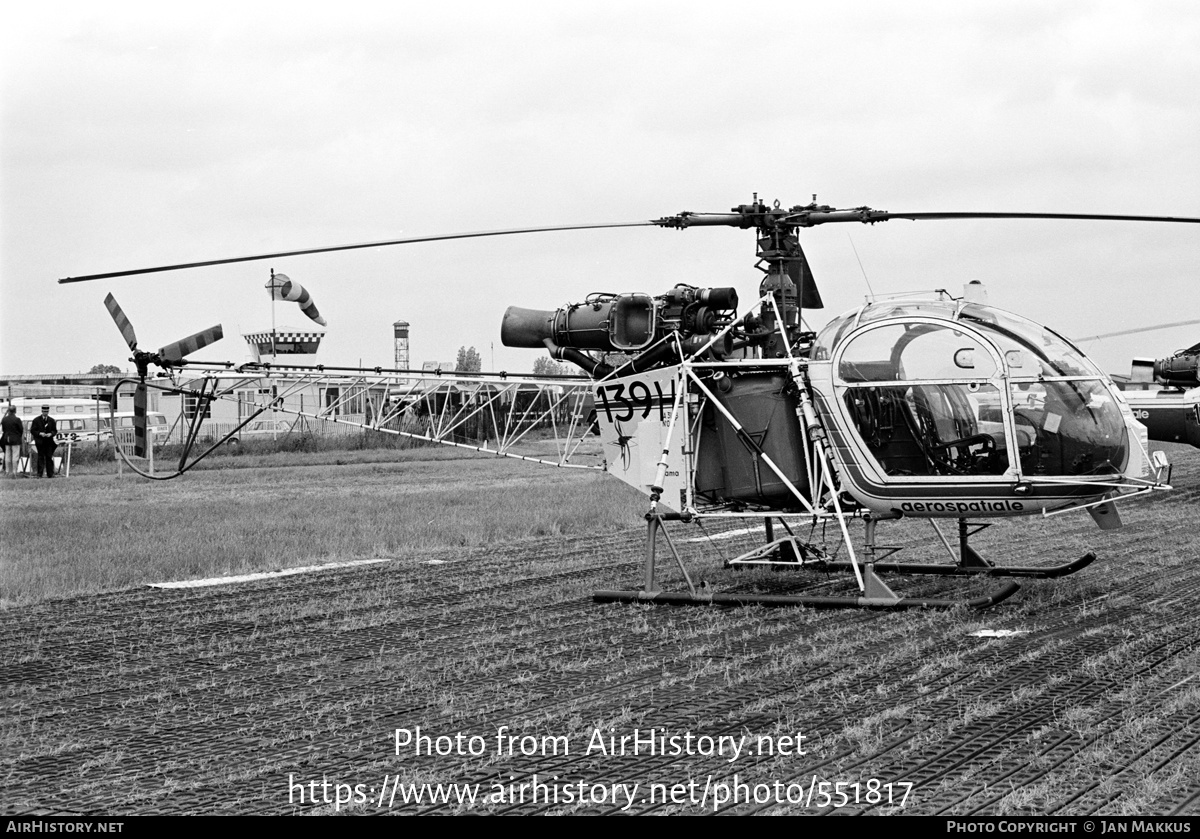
[654,194,831,357]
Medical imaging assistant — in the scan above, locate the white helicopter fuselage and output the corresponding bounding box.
[594,295,1159,527]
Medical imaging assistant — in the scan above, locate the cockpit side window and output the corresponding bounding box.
[829,307,1127,481]
[843,382,1011,477]
[836,321,1012,478]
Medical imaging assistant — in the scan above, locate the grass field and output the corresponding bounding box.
[2,442,1198,815]
[0,446,644,607]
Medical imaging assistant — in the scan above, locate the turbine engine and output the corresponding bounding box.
[501,285,739,376]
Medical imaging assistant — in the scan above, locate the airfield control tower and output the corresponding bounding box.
[394,321,410,369]
[243,328,325,363]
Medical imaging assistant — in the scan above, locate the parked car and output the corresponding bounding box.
[225,418,297,446]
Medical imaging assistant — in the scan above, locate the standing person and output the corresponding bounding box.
[30,405,58,478]
[1,406,22,477]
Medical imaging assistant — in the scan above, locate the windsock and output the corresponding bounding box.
[266,273,327,326]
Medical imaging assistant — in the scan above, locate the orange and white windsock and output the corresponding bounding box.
[266,273,327,326]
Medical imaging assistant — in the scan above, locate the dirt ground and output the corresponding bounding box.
[3,446,1198,815]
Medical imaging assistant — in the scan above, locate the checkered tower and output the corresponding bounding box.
[243,328,325,362]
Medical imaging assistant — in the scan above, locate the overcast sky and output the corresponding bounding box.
[3,1,1198,378]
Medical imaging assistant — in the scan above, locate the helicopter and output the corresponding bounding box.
[1122,342,1200,449]
[1069,320,1200,450]
[58,196,1200,609]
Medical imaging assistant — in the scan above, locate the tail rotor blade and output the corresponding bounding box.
[104,293,138,350]
[133,384,147,459]
[158,325,224,363]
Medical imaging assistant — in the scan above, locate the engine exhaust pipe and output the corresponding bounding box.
[501,307,557,349]
[501,305,614,351]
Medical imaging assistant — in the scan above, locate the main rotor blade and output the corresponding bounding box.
[857,211,1200,225]
[58,221,656,283]
[103,293,138,349]
[1076,318,1200,342]
[158,325,224,363]
[62,208,1200,284]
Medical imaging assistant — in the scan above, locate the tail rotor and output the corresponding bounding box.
[102,293,224,460]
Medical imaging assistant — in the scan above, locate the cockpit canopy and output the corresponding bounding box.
[814,297,1128,479]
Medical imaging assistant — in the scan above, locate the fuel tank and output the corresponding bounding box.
[693,372,811,508]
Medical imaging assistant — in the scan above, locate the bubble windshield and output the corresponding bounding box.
[821,299,1127,479]
[956,303,1103,378]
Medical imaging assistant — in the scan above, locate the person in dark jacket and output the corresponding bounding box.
[1,406,22,477]
[30,405,57,478]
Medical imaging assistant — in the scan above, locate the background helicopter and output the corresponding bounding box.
[1070,321,1200,449]
[60,196,1199,609]
[1124,341,1200,449]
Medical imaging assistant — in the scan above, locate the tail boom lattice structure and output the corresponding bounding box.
[110,364,604,479]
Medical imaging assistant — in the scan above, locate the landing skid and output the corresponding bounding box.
[812,553,1096,579]
[729,517,1096,580]
[595,514,1021,612]
[593,580,1021,611]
